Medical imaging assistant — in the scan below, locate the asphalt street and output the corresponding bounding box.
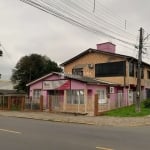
[0,116,150,150]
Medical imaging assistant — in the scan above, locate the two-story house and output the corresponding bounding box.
[61,42,150,99]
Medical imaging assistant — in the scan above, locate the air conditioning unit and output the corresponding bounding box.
[109,87,115,94]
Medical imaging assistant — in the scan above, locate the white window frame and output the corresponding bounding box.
[33,89,41,100]
[97,89,107,104]
[66,90,84,104]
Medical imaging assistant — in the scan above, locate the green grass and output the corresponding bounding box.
[104,101,150,117]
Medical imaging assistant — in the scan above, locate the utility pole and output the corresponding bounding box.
[136,27,143,112]
[0,43,3,79]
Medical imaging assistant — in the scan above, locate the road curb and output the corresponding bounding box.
[1,112,150,127]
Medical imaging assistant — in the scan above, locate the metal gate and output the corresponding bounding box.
[117,92,123,107]
[48,90,64,112]
[0,96,8,110]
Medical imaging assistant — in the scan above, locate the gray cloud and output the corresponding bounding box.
[0,0,150,80]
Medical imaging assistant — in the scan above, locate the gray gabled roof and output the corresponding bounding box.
[60,48,132,66]
[60,48,150,67]
[0,80,25,95]
[63,73,106,85]
[26,72,118,86]
[0,80,14,90]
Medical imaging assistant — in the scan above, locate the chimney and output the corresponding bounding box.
[96,42,116,53]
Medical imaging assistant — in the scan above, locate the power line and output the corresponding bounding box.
[97,0,127,23]
[60,0,135,40]
[77,0,126,26]
[21,0,135,42]
[98,0,139,33]
[41,0,133,44]
[26,0,136,42]
[21,0,136,48]
[58,0,136,40]
[85,0,136,37]
[93,0,95,12]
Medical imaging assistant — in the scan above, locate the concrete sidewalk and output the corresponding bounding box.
[0,110,150,127]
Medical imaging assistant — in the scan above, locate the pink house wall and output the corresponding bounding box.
[29,74,109,93]
[70,80,87,89]
[28,74,124,111]
[27,75,133,113]
[30,75,61,92]
[29,75,61,106]
[87,85,107,94]
[29,74,109,103]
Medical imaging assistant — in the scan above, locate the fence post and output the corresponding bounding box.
[21,96,25,111]
[94,94,99,116]
[8,96,11,110]
[40,95,43,112]
[30,96,32,110]
[49,96,52,112]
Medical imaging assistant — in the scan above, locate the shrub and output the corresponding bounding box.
[143,99,150,108]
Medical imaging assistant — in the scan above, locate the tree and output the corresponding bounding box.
[11,54,62,92]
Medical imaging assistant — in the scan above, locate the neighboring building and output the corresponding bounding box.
[0,80,16,94]
[0,80,26,110]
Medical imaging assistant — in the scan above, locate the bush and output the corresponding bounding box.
[143,99,150,108]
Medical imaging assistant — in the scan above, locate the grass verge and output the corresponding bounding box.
[104,101,150,117]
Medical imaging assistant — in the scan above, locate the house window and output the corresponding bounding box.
[67,90,84,104]
[147,71,150,79]
[129,62,134,77]
[95,61,126,77]
[97,89,107,104]
[33,89,41,100]
[72,68,83,76]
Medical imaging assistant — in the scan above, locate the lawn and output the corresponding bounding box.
[104,101,150,117]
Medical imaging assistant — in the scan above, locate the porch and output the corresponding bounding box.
[46,90,137,116]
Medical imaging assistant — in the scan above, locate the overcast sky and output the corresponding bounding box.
[0,0,150,80]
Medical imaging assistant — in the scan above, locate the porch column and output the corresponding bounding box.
[21,96,25,111]
[40,95,43,112]
[94,94,99,116]
[123,88,128,106]
[49,96,52,112]
[8,96,11,110]
[84,89,88,113]
[63,90,67,112]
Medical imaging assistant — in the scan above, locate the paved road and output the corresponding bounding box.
[0,116,150,150]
